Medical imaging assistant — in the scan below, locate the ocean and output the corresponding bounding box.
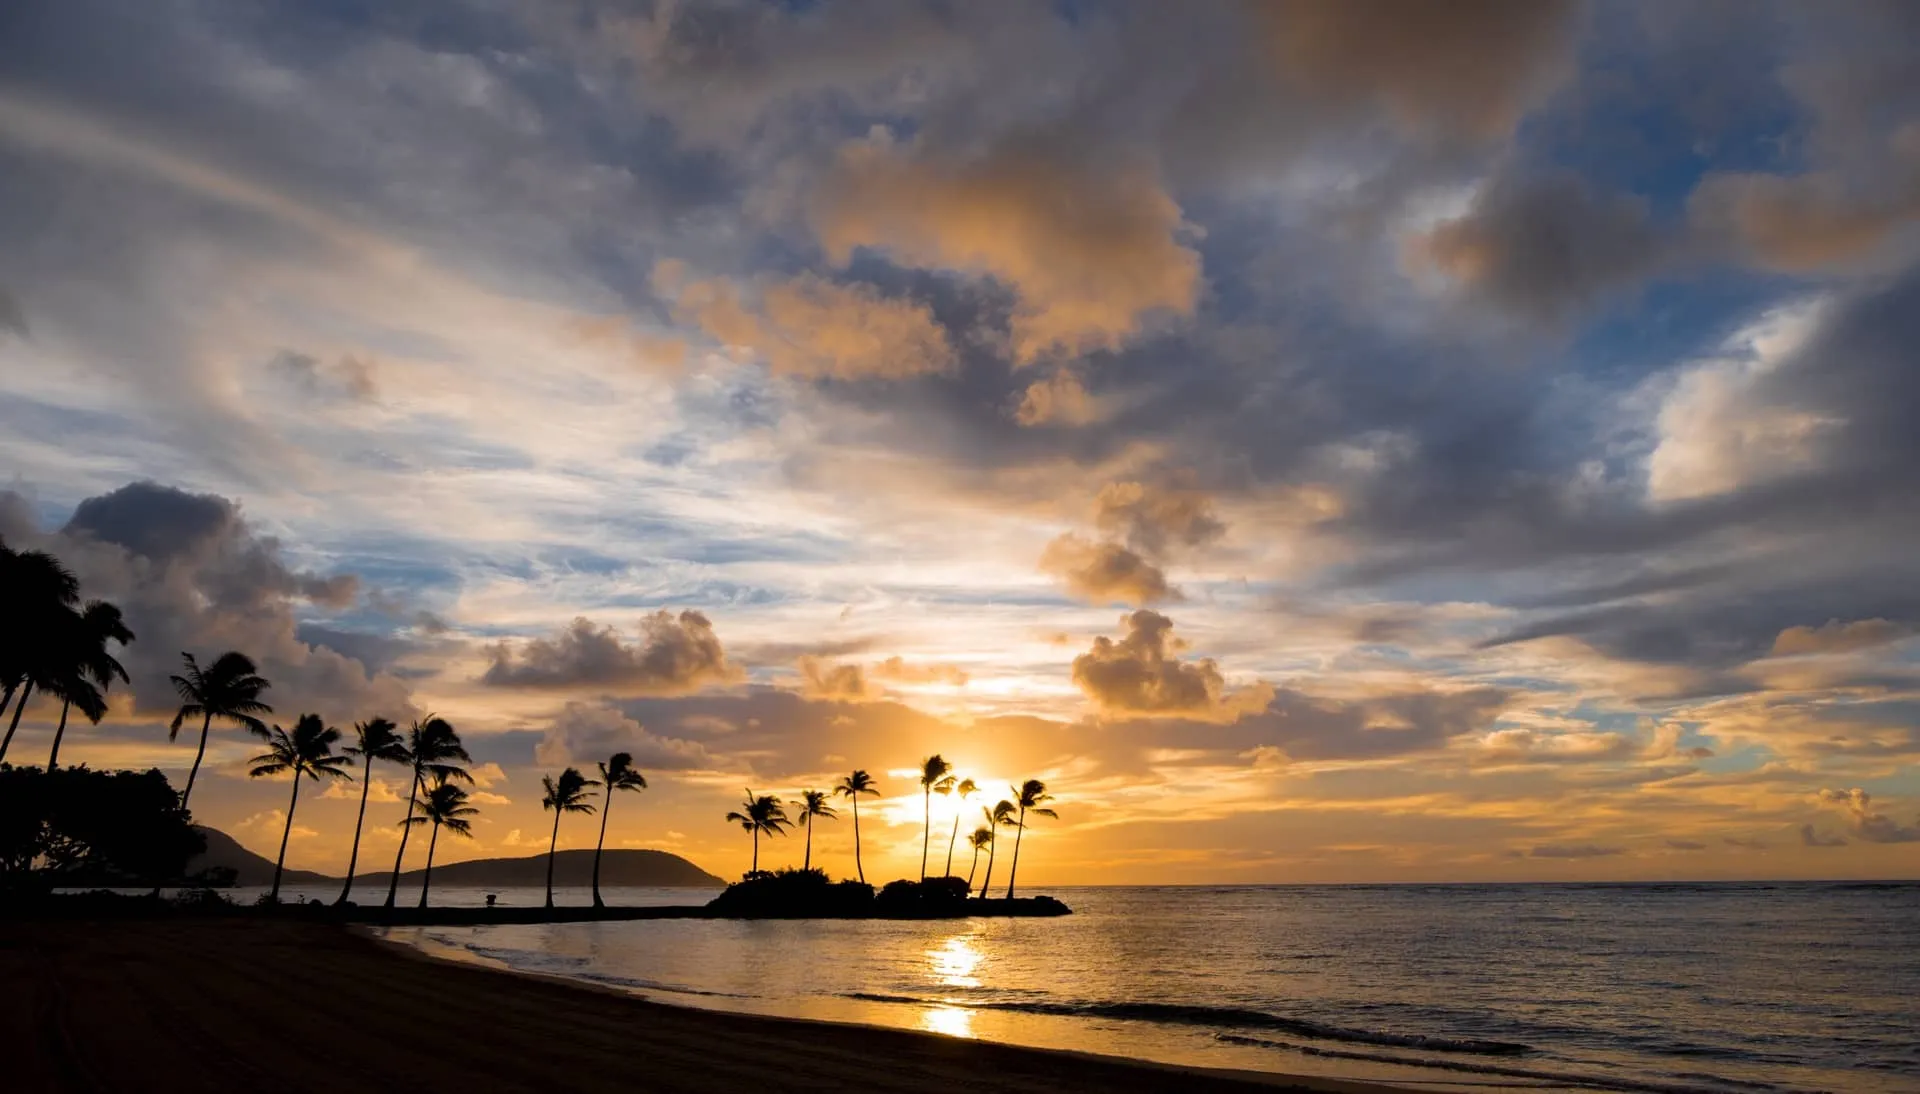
[364,883,1916,1093]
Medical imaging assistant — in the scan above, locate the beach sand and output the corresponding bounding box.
[1,918,1401,1093]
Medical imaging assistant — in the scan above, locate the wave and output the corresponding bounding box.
[837,993,1530,1056]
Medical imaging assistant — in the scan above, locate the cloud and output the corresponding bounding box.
[0,285,24,336]
[811,135,1201,361]
[269,349,378,402]
[1770,619,1911,657]
[1665,839,1706,851]
[1040,534,1177,606]
[468,762,509,790]
[236,809,316,842]
[869,657,968,687]
[482,612,742,695]
[796,656,880,701]
[1691,169,1920,272]
[1819,788,1920,843]
[657,265,956,380]
[1072,611,1270,721]
[533,700,716,771]
[1529,843,1625,859]
[1799,824,1847,848]
[1475,728,1635,765]
[320,776,402,804]
[1408,169,1667,321]
[1015,370,1103,427]
[1093,480,1225,560]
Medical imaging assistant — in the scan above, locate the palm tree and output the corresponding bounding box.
[540,767,599,908]
[384,715,471,908]
[966,826,993,889]
[979,800,1015,898]
[834,769,880,884]
[406,773,479,908]
[337,717,408,904]
[0,545,80,761]
[591,752,648,908]
[917,754,953,880]
[168,651,273,810]
[943,777,977,878]
[46,600,133,769]
[724,789,790,876]
[248,714,353,902]
[1004,779,1059,900]
[792,789,838,872]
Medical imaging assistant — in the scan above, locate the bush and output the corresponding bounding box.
[0,765,204,892]
[706,868,875,917]
[874,876,971,914]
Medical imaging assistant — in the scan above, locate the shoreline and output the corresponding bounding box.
[1,916,1404,1093]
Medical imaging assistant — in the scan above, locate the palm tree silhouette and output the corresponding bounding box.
[724,789,790,877]
[918,754,953,880]
[943,777,976,878]
[337,717,407,905]
[540,767,599,908]
[979,799,1014,898]
[966,825,993,890]
[834,769,879,883]
[406,773,478,909]
[384,716,471,909]
[0,545,80,763]
[791,789,838,872]
[591,752,648,908]
[45,601,132,769]
[248,714,353,902]
[168,651,273,810]
[1004,779,1059,900]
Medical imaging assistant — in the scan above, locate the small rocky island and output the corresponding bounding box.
[705,872,1071,918]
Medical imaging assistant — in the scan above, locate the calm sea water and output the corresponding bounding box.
[369,883,1917,1093]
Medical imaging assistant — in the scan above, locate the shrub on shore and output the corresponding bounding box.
[706,867,874,917]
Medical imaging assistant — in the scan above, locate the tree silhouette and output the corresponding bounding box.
[384,716,470,909]
[337,717,407,904]
[979,800,1015,898]
[45,601,132,770]
[791,788,838,872]
[248,714,352,902]
[966,825,993,889]
[833,769,879,883]
[591,752,647,908]
[168,651,273,810]
[917,754,953,880]
[540,766,599,908]
[406,773,478,909]
[943,777,976,878]
[724,789,790,877]
[0,545,81,764]
[1004,779,1059,899]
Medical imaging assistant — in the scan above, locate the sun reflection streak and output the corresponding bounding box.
[927,933,982,989]
[917,1004,976,1038]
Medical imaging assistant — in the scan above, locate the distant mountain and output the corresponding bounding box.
[185,828,724,890]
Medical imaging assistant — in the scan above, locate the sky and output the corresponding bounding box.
[2,0,1918,885]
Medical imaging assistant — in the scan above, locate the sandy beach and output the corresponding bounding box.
[0,918,1399,1093]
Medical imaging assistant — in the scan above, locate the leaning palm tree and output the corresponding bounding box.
[917,754,953,880]
[406,773,479,909]
[169,651,273,809]
[724,789,791,876]
[540,767,600,908]
[384,715,471,908]
[46,601,133,769]
[337,717,408,904]
[966,826,994,890]
[1004,779,1059,900]
[834,769,880,883]
[248,714,353,902]
[791,788,838,872]
[979,800,1015,898]
[591,752,648,908]
[943,777,977,878]
[0,546,81,758]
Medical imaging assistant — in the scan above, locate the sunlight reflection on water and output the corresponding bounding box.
[917,1003,976,1038]
[926,931,982,989]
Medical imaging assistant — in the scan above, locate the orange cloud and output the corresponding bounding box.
[1691,169,1920,271]
[1770,618,1911,657]
[1015,369,1102,427]
[1073,610,1271,721]
[1040,533,1177,606]
[811,136,1200,361]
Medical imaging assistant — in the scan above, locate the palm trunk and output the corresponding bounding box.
[338,754,374,904]
[1005,806,1027,900]
[851,796,865,883]
[592,790,612,908]
[981,831,997,899]
[46,698,71,769]
[545,807,562,908]
[751,828,759,875]
[921,787,931,880]
[945,813,959,877]
[803,815,813,871]
[0,679,35,765]
[179,710,212,809]
[384,767,422,908]
[0,681,17,730]
[968,843,981,889]
[271,766,303,902]
[419,820,441,908]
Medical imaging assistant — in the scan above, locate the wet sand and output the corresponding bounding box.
[1,918,1401,1093]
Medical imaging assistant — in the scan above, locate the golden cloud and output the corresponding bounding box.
[811,136,1201,361]
[1015,369,1103,427]
[1040,533,1177,606]
[1072,610,1272,721]
[1770,618,1911,657]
